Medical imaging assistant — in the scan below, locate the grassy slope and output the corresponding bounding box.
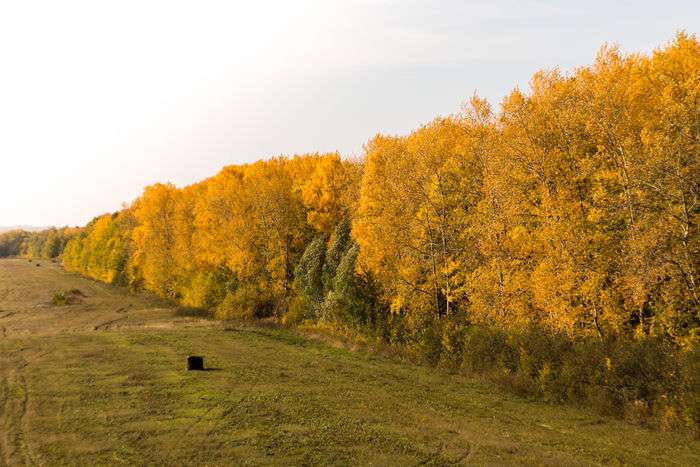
[0,259,698,466]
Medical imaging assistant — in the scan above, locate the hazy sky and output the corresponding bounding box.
[1,0,698,227]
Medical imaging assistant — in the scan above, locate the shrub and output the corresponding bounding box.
[51,289,85,306]
[283,296,313,325]
[215,283,276,319]
[670,347,700,435]
[52,292,67,306]
[411,319,443,365]
[180,270,229,310]
[461,326,514,373]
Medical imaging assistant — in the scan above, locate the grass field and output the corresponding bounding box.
[0,258,698,465]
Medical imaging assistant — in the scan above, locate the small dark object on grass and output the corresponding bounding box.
[187,356,204,371]
[36,263,40,267]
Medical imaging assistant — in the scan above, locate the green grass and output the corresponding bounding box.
[0,258,699,465]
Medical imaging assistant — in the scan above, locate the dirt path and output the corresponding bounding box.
[0,353,37,466]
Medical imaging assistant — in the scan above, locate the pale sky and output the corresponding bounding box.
[1,0,698,227]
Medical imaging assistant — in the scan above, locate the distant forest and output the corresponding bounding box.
[0,227,76,259]
[2,34,698,434]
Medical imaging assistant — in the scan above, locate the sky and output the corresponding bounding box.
[0,0,698,227]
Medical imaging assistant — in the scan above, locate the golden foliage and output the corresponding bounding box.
[57,34,700,347]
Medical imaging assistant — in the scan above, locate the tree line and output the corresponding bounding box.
[0,228,78,259]
[3,34,698,433]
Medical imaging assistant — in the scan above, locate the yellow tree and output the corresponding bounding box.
[628,33,700,345]
[129,183,182,297]
[354,115,486,328]
[63,213,131,284]
[300,153,361,236]
[194,157,316,316]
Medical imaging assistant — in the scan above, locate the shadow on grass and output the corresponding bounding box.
[176,306,213,319]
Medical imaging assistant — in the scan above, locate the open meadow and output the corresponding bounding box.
[0,258,698,465]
